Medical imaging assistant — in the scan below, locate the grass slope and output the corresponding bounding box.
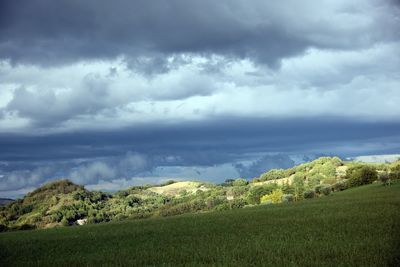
[1,182,399,267]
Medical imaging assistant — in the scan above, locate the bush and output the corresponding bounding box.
[303,190,315,199]
[61,217,69,226]
[346,165,378,187]
[260,169,286,181]
[378,173,389,185]
[260,189,284,204]
[230,186,249,197]
[12,224,36,231]
[320,185,332,196]
[322,177,337,185]
[161,180,177,186]
[114,214,128,221]
[51,212,63,222]
[333,180,349,191]
[232,178,249,186]
[222,179,235,186]
[0,224,8,232]
[315,184,332,196]
[214,203,230,211]
[282,194,294,203]
[229,199,247,209]
[308,174,323,188]
[293,174,305,200]
[206,196,226,209]
[281,183,295,195]
[246,184,278,204]
[314,184,323,194]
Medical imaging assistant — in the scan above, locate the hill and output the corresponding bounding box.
[1,157,399,231]
[0,199,13,206]
[0,182,399,266]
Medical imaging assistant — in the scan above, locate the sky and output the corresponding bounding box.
[0,0,400,198]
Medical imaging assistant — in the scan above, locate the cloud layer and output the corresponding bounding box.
[2,0,397,66]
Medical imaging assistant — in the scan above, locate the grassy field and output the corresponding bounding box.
[1,182,399,267]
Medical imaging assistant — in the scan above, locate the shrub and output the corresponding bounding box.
[232,178,249,186]
[13,224,36,231]
[114,214,128,221]
[378,173,390,186]
[293,174,305,200]
[161,180,177,186]
[260,169,286,181]
[388,163,400,180]
[260,189,284,204]
[230,186,249,197]
[222,179,235,186]
[346,165,378,187]
[214,203,230,211]
[281,182,295,195]
[282,194,294,203]
[303,190,315,199]
[320,185,332,196]
[322,177,337,185]
[61,217,69,226]
[0,224,8,232]
[206,196,226,209]
[333,180,349,191]
[229,199,247,209]
[308,173,323,188]
[315,184,332,196]
[246,184,278,204]
[314,184,323,194]
[21,204,34,214]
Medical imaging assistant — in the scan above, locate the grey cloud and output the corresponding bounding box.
[0,165,55,191]
[69,161,116,185]
[5,74,116,126]
[1,117,399,165]
[0,152,151,193]
[1,0,398,69]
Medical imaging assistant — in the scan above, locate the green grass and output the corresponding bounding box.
[1,182,399,267]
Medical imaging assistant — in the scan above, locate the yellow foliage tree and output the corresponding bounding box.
[260,189,284,204]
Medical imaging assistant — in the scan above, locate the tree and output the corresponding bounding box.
[260,189,284,204]
[232,178,248,186]
[281,182,295,194]
[346,165,378,187]
[246,184,278,204]
[260,169,286,181]
[303,190,315,199]
[292,173,305,200]
[222,179,235,186]
[61,217,69,226]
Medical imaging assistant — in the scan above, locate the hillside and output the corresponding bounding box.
[1,157,399,231]
[0,199,13,206]
[0,182,399,266]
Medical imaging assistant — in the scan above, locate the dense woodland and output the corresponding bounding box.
[1,157,399,232]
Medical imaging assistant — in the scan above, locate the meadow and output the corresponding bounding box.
[1,182,399,266]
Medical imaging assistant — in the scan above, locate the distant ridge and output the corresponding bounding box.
[0,198,14,206]
[348,154,400,163]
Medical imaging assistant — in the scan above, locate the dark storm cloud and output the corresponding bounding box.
[1,117,399,163]
[1,0,398,69]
